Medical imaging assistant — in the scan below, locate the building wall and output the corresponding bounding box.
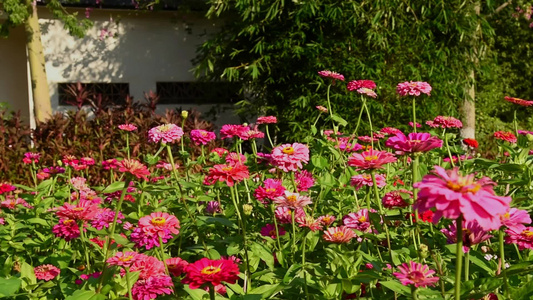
[38,7,239,126]
[0,26,31,122]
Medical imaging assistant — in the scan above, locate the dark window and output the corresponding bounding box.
[156,82,240,105]
[58,82,130,106]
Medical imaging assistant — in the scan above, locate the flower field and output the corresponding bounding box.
[1,72,533,300]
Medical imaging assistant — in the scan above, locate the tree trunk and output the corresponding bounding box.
[460,2,480,140]
[25,4,52,123]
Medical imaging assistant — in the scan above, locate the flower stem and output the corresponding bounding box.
[301,233,310,300]
[362,97,374,149]
[209,283,216,300]
[271,204,284,267]
[371,171,392,262]
[265,125,274,148]
[411,156,421,251]
[412,97,417,133]
[125,268,134,300]
[464,251,469,281]
[230,185,251,292]
[443,129,456,168]
[125,133,130,159]
[411,286,419,300]
[513,109,519,138]
[499,230,510,299]
[454,215,464,300]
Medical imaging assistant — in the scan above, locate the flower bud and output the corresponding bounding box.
[242,204,253,215]
[181,110,189,119]
[418,244,429,259]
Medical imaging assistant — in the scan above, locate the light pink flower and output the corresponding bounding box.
[414,166,511,230]
[317,215,336,226]
[275,206,305,224]
[295,170,315,192]
[318,70,344,81]
[273,191,312,209]
[118,124,137,131]
[348,149,397,170]
[409,121,422,128]
[316,105,328,113]
[270,143,309,172]
[107,251,141,267]
[190,129,216,145]
[431,116,463,129]
[296,216,323,231]
[396,81,432,97]
[350,173,386,190]
[323,226,357,243]
[343,209,372,233]
[393,261,439,287]
[385,132,443,154]
[256,116,277,124]
[148,124,184,143]
[380,127,403,136]
[500,208,532,232]
[138,212,180,237]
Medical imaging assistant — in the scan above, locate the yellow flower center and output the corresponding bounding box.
[287,195,298,204]
[63,219,74,225]
[265,188,276,193]
[201,265,221,275]
[269,230,276,237]
[522,230,533,237]
[446,178,481,194]
[322,217,331,223]
[363,175,371,180]
[222,166,233,172]
[120,255,134,262]
[358,216,367,222]
[503,212,510,219]
[151,217,166,226]
[159,124,172,132]
[73,207,85,211]
[200,131,207,136]
[282,146,295,155]
[364,155,378,161]
[333,231,344,238]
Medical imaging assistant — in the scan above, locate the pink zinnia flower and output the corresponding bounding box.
[241,126,264,139]
[56,200,99,221]
[62,155,79,167]
[385,132,443,154]
[91,208,124,230]
[336,142,363,152]
[275,206,305,224]
[295,170,315,192]
[220,124,249,140]
[43,166,65,175]
[256,116,277,124]
[225,152,247,165]
[260,223,286,239]
[148,124,184,144]
[380,127,402,136]
[393,261,439,287]
[441,219,492,252]
[273,191,312,209]
[118,159,151,180]
[350,173,386,190]
[138,212,180,237]
[318,70,344,81]
[23,152,41,164]
[504,96,533,107]
[206,201,221,214]
[505,226,533,250]
[431,116,463,129]
[34,264,60,281]
[494,131,517,143]
[414,166,512,230]
[254,179,286,205]
[317,215,336,226]
[347,80,376,91]
[348,149,397,170]
[102,159,119,170]
[343,209,372,233]
[316,105,328,113]
[129,254,166,279]
[130,227,172,250]
[396,81,432,97]
[182,258,240,289]
[270,143,309,172]
[190,129,216,145]
[107,251,141,267]
[323,226,357,243]
[118,123,137,131]
[382,189,412,209]
[357,135,379,143]
[296,216,323,231]
[518,130,533,136]
[166,257,189,277]
[409,122,422,128]
[132,275,173,300]
[203,163,249,187]
[500,208,532,232]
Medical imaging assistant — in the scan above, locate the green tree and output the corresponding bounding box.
[194,0,529,141]
[0,0,92,122]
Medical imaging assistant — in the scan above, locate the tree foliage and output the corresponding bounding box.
[194,0,532,141]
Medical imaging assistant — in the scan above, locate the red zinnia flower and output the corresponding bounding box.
[348,149,397,170]
[504,96,533,107]
[0,183,16,195]
[393,261,439,288]
[385,132,443,154]
[34,264,60,281]
[182,258,240,289]
[463,138,479,148]
[494,131,517,143]
[260,223,286,239]
[166,257,189,277]
[254,178,286,205]
[203,163,249,187]
[118,159,151,180]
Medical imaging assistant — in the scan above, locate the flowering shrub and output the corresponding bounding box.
[0,71,533,300]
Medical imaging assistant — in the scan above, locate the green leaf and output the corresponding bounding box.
[183,285,208,300]
[36,179,54,191]
[330,114,348,127]
[0,277,22,297]
[379,280,411,296]
[26,218,49,226]
[251,242,275,270]
[282,263,302,284]
[247,284,284,297]
[101,181,127,194]
[20,262,36,286]
[65,290,106,300]
[197,216,238,229]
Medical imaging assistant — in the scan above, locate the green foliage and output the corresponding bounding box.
[194,0,533,141]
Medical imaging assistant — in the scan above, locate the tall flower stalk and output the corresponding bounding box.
[454,216,463,300]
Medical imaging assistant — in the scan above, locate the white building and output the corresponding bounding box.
[0,3,239,126]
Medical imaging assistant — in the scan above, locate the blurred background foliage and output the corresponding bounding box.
[193,0,533,146]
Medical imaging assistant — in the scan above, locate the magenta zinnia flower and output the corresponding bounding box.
[323,226,357,243]
[166,257,189,277]
[273,191,312,209]
[0,183,16,195]
[500,208,532,232]
[385,132,443,154]
[430,116,463,129]
[382,189,412,209]
[347,80,377,97]
[182,257,240,289]
[260,223,286,239]
[275,206,305,224]
[393,261,439,287]
[190,129,216,145]
[34,264,60,281]
[414,166,512,230]
[348,149,397,170]
[441,219,492,252]
[107,251,141,267]
[220,124,249,140]
[343,209,372,233]
[271,143,309,172]
[396,81,432,97]
[148,124,184,143]
[505,226,533,250]
[131,275,173,300]
[295,170,315,192]
[52,219,80,241]
[254,178,286,205]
